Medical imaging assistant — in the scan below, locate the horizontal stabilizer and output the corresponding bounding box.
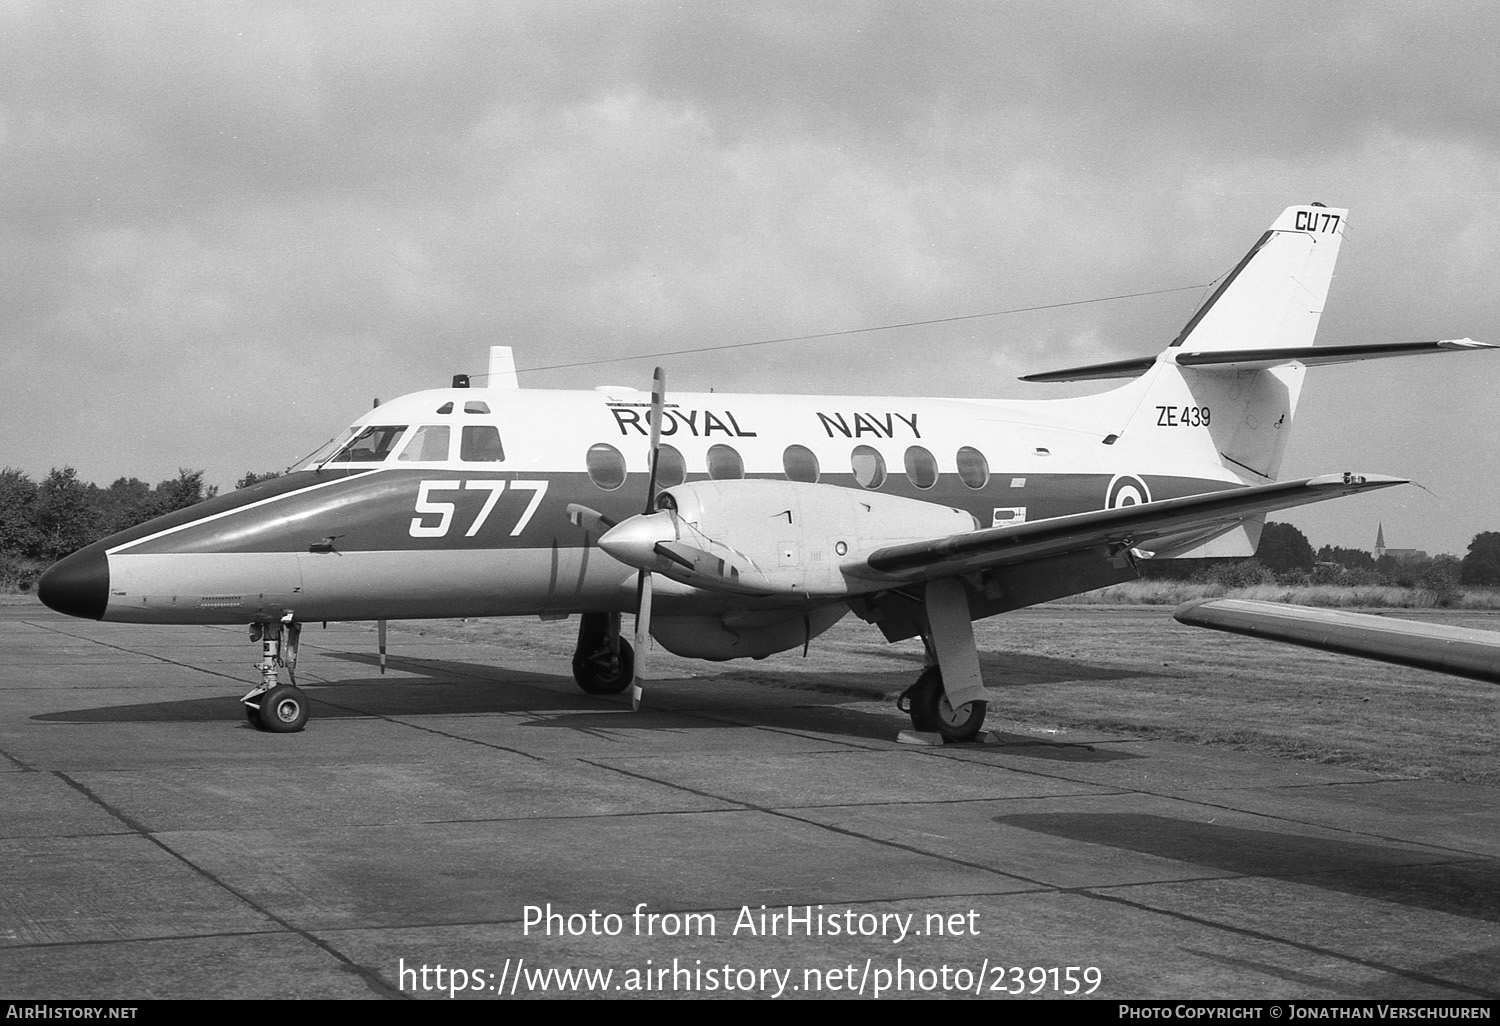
[1176,337,1494,372]
[1020,356,1157,383]
[1174,599,1500,685]
[1022,338,1493,383]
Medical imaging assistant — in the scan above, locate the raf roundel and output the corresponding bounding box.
[1106,474,1152,509]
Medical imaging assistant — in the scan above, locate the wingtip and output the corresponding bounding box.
[1305,472,1408,488]
[1172,598,1214,624]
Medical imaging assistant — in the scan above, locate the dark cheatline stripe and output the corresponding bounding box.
[94,470,374,552]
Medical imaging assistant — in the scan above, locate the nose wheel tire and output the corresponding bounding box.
[247,684,309,733]
[902,667,986,743]
[572,638,635,695]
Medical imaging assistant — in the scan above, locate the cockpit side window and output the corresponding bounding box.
[460,424,505,462]
[328,425,408,463]
[397,424,452,462]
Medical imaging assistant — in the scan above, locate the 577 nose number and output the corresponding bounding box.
[410,480,549,539]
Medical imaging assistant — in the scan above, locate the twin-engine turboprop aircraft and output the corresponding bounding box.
[38,204,1494,739]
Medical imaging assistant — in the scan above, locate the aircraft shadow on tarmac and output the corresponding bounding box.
[862,645,1158,689]
[31,648,1143,758]
[29,650,930,739]
[976,651,1159,688]
[999,812,1500,923]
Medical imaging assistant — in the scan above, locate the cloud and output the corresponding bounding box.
[2,1,1497,554]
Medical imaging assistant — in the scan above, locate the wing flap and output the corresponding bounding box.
[849,473,1404,583]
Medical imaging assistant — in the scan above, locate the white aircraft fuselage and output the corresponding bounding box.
[36,203,1493,738]
[41,381,1243,627]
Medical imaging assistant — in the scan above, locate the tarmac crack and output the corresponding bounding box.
[901,744,1500,863]
[49,770,408,1000]
[1074,886,1500,999]
[21,620,250,686]
[579,757,1054,890]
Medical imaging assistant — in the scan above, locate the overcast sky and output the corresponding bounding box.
[3,1,1497,556]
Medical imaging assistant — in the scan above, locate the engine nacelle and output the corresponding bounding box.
[651,605,851,660]
[638,479,976,599]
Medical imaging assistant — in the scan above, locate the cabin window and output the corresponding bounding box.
[706,444,744,480]
[851,445,885,489]
[586,443,627,490]
[328,425,407,463]
[397,425,451,463]
[464,401,490,414]
[460,425,505,462]
[782,444,820,483]
[904,446,938,489]
[956,446,989,489]
[654,444,686,488]
[435,402,454,414]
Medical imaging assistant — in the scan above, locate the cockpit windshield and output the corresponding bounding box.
[326,425,408,463]
[286,428,355,472]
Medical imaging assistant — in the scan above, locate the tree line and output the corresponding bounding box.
[1138,521,1500,599]
[4,467,1500,595]
[0,467,278,589]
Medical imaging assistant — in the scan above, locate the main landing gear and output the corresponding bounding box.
[899,666,988,743]
[242,616,309,733]
[571,612,634,695]
[895,578,990,743]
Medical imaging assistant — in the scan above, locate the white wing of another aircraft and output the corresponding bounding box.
[1174,599,1500,685]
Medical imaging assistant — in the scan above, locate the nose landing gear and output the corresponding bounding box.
[242,616,309,733]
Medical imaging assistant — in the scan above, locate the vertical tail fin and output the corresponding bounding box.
[1168,204,1345,354]
[1122,204,1348,481]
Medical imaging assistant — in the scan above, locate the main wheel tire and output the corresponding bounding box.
[255,684,309,733]
[572,638,634,695]
[907,667,987,743]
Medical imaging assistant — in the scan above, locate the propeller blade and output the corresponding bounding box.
[565,503,617,533]
[630,366,666,711]
[643,366,665,512]
[631,569,652,710]
[378,618,387,674]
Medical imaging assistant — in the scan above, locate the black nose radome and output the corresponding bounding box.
[38,544,110,620]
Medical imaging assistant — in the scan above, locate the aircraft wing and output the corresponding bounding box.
[850,473,1403,584]
[1174,598,1500,685]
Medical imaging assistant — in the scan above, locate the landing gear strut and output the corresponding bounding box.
[896,578,989,743]
[571,612,634,695]
[243,616,309,732]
